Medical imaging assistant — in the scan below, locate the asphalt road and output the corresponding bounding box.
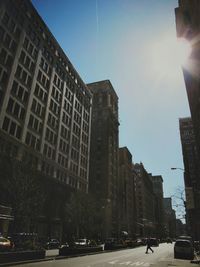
[13,243,193,267]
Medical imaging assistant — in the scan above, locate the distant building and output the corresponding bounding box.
[150,175,165,238]
[118,147,136,237]
[87,80,119,239]
[179,117,200,239]
[163,198,176,238]
[0,0,92,237]
[134,163,155,237]
[175,0,200,240]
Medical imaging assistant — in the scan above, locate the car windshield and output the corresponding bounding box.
[175,241,191,247]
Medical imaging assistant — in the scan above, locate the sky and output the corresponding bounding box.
[31,0,190,213]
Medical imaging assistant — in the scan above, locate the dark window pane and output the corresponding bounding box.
[7,97,14,112]
[9,121,16,136]
[18,86,23,99]
[2,116,10,131]
[16,126,22,139]
[11,80,18,94]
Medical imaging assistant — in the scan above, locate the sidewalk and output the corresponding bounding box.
[152,253,200,267]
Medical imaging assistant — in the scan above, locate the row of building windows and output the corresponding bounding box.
[54,73,64,91]
[81,143,88,156]
[60,125,70,140]
[19,49,35,73]
[37,69,50,89]
[43,143,55,160]
[50,98,60,116]
[6,97,25,121]
[73,122,81,137]
[2,11,21,40]
[75,99,82,114]
[40,57,51,76]
[82,121,89,133]
[45,127,57,145]
[27,24,40,47]
[31,98,45,118]
[25,131,40,151]
[80,155,87,168]
[83,110,90,123]
[28,113,42,134]
[41,46,53,64]
[71,148,79,162]
[82,132,89,145]
[52,85,61,103]
[80,167,87,180]
[0,66,8,87]
[11,80,29,104]
[72,134,79,150]
[0,25,18,55]
[62,111,71,127]
[47,112,58,130]
[34,83,47,103]
[74,111,81,125]
[58,153,68,168]
[59,138,69,154]
[2,116,21,140]
[23,36,38,60]
[70,161,78,175]
[0,47,13,69]
[65,88,73,102]
[63,99,72,115]
[15,64,32,87]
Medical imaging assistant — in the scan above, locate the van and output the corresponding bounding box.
[174,239,194,260]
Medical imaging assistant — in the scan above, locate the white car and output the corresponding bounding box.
[75,239,88,246]
[174,239,194,260]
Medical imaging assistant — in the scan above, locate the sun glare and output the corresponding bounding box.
[147,33,192,83]
[176,38,191,66]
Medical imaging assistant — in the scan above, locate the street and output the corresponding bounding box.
[13,243,195,267]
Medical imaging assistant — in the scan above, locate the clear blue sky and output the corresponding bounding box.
[31,1,190,203]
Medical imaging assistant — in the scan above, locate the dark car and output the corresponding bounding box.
[166,238,172,244]
[150,238,159,246]
[174,239,194,260]
[46,239,60,249]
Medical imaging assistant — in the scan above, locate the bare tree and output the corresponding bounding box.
[171,186,186,221]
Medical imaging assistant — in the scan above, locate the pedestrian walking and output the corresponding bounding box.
[145,238,154,254]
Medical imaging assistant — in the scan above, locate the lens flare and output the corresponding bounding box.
[176,38,191,66]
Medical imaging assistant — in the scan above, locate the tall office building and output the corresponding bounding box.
[163,198,176,238]
[179,117,200,239]
[118,147,136,237]
[0,0,92,236]
[150,175,165,238]
[175,1,200,239]
[134,163,155,237]
[87,80,119,239]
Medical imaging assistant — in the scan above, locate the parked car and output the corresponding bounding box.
[124,238,137,247]
[46,239,60,249]
[136,238,143,246]
[0,236,14,251]
[74,239,88,246]
[174,239,194,260]
[150,238,159,246]
[104,238,126,250]
[166,238,173,244]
